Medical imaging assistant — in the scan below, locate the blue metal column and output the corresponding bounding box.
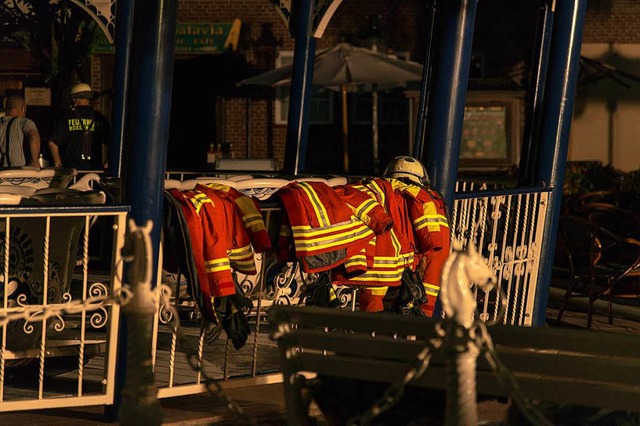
[107,0,135,178]
[413,0,437,160]
[532,0,587,326]
[518,0,555,187]
[421,0,479,213]
[282,0,316,175]
[112,0,178,419]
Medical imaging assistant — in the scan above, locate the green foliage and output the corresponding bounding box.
[563,161,623,196]
[0,0,100,111]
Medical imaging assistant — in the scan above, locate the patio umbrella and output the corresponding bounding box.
[239,42,424,172]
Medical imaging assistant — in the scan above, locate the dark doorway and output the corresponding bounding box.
[168,53,249,170]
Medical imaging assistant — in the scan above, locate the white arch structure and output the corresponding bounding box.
[70,0,116,44]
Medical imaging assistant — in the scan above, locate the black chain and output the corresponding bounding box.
[473,321,552,426]
[345,323,446,426]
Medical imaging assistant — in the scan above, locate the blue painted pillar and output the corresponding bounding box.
[107,0,135,178]
[112,0,178,417]
[532,0,587,326]
[413,0,438,160]
[283,0,316,175]
[421,0,478,214]
[518,0,555,187]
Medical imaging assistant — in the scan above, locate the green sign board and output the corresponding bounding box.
[95,19,241,54]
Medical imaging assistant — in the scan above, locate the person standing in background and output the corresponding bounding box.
[48,83,110,170]
[0,95,41,168]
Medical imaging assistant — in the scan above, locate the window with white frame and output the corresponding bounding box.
[274,51,334,125]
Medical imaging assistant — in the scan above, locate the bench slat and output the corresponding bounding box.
[291,352,640,412]
[270,306,640,358]
[279,330,640,387]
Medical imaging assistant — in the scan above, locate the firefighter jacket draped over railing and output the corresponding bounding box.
[331,178,414,288]
[275,181,393,274]
[342,178,449,313]
[163,184,270,322]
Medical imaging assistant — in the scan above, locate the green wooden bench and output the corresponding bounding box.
[268,306,640,424]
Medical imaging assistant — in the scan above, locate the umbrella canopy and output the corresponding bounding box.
[240,43,424,172]
[242,42,423,88]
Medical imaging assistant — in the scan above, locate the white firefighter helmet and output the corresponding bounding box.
[383,156,430,186]
[69,83,95,99]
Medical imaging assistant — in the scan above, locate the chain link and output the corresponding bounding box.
[329,318,552,426]
[169,320,259,425]
[472,321,551,426]
[346,322,446,426]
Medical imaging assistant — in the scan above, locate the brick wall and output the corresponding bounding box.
[584,0,640,43]
[173,0,428,168]
[63,0,640,169]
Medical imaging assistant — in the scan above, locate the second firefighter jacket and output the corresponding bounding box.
[332,178,414,287]
[275,181,393,273]
[199,182,272,253]
[167,187,257,298]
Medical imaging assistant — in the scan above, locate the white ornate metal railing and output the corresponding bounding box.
[0,206,128,412]
[152,181,551,398]
[0,179,551,412]
[452,187,550,326]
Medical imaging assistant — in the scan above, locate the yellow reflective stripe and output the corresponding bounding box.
[423,283,440,293]
[293,227,374,252]
[390,229,402,256]
[188,192,214,214]
[425,290,439,297]
[204,182,230,192]
[243,214,266,231]
[353,198,377,219]
[205,259,231,273]
[228,245,253,259]
[291,218,367,237]
[369,180,386,207]
[366,286,388,296]
[437,214,449,228]
[292,223,372,241]
[298,182,330,227]
[413,215,441,232]
[348,271,404,282]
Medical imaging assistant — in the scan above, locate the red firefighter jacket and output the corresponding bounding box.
[417,188,450,317]
[192,185,258,276]
[167,188,236,300]
[276,181,393,273]
[163,190,216,322]
[355,179,447,313]
[332,178,414,288]
[200,182,272,253]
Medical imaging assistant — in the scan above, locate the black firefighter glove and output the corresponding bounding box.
[303,272,341,308]
[214,293,253,350]
[392,268,428,317]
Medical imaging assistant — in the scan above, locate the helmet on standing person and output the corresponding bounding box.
[383,156,430,187]
[69,83,95,100]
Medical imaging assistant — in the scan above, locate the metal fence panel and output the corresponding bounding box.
[0,207,127,412]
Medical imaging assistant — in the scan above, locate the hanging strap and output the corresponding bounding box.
[73,109,94,161]
[1,117,17,168]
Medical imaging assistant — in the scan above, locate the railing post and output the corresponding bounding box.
[532,0,587,326]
